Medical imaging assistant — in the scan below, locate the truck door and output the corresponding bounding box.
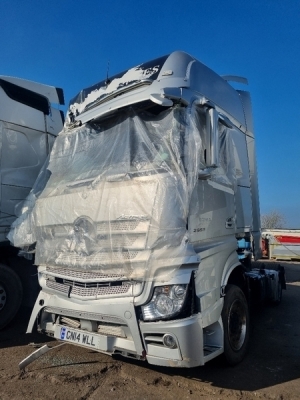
[188,106,236,243]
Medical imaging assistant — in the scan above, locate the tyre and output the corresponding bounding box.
[0,264,23,330]
[222,284,250,366]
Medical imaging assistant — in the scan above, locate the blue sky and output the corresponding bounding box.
[1,0,300,228]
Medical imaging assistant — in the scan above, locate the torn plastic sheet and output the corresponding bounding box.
[7,156,51,248]
[8,105,238,281]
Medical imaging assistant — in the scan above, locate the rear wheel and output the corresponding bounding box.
[222,284,250,366]
[0,264,23,330]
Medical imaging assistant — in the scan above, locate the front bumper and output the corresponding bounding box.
[28,290,223,368]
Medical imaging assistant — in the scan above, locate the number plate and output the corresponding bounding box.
[54,325,108,351]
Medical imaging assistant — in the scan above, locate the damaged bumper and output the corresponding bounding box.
[28,290,223,368]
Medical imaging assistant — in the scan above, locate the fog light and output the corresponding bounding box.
[163,334,177,349]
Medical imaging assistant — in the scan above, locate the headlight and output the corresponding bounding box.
[141,284,188,321]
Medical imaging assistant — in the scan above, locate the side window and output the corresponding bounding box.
[218,123,231,173]
[230,128,251,187]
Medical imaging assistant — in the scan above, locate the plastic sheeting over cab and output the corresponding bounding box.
[8,51,261,280]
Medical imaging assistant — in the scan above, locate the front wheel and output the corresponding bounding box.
[222,284,250,366]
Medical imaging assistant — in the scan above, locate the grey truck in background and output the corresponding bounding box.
[0,76,64,329]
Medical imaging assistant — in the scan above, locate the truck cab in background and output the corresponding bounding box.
[10,51,284,366]
[0,76,64,329]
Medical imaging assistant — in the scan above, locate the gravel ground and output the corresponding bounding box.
[0,260,299,400]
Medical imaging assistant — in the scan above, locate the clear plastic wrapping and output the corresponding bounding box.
[8,105,237,281]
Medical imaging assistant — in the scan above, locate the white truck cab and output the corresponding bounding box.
[10,51,284,366]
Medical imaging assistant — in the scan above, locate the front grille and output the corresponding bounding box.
[45,266,125,281]
[46,279,131,298]
[46,280,70,294]
[43,265,143,299]
[70,283,131,297]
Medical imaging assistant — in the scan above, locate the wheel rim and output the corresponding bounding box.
[227,298,247,351]
[0,282,7,311]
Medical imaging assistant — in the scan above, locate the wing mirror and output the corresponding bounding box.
[198,106,219,180]
[197,100,233,180]
[205,107,219,168]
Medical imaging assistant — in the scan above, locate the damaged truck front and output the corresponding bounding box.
[9,51,284,366]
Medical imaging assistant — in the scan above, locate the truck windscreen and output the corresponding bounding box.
[43,107,186,193]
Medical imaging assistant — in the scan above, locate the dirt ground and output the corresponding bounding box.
[0,260,300,400]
